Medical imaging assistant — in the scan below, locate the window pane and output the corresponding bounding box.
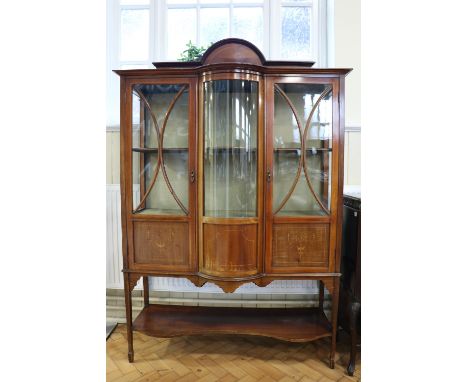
[200,8,229,47]
[233,0,264,3]
[167,9,197,60]
[120,0,149,4]
[281,6,312,60]
[120,9,149,61]
[166,0,196,4]
[232,7,263,51]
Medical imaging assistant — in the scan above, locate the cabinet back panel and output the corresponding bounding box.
[133,221,190,269]
[202,223,258,277]
[272,223,329,269]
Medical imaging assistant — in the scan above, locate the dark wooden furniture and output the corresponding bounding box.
[338,193,361,376]
[115,38,351,367]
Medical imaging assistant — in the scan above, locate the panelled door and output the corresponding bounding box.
[265,77,340,273]
[124,77,198,272]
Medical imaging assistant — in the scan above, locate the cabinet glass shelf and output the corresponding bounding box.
[132,147,188,153]
[275,209,328,217]
[205,147,256,151]
[204,210,257,218]
[274,148,332,152]
[133,208,185,216]
[132,147,331,153]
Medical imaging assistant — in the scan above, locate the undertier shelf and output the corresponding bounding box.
[132,304,332,342]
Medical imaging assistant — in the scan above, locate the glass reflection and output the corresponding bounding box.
[273,83,332,215]
[132,84,189,215]
[204,80,258,217]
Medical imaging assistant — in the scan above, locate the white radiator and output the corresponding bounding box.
[106,184,126,289]
[106,184,318,294]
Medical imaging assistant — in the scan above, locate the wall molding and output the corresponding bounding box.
[106,125,120,132]
[345,125,361,132]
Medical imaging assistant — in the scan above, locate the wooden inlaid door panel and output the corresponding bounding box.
[272,223,329,271]
[202,223,258,277]
[133,221,191,271]
[198,73,264,279]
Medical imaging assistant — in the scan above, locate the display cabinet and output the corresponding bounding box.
[115,38,351,367]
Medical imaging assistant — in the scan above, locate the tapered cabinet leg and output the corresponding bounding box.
[143,276,149,308]
[329,278,339,369]
[347,301,360,376]
[123,273,134,363]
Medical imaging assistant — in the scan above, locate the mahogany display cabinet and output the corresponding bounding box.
[114,38,351,367]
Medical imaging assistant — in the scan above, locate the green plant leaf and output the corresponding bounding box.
[177,41,212,62]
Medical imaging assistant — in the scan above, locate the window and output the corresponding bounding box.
[278,0,322,60]
[166,1,265,60]
[107,0,331,127]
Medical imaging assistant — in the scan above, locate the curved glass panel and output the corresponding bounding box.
[272,83,332,216]
[204,80,258,218]
[132,84,189,215]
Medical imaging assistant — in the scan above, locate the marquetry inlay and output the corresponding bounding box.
[272,224,329,268]
[202,224,258,276]
[133,221,189,266]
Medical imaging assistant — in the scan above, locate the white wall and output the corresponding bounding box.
[334,0,361,185]
[334,0,361,127]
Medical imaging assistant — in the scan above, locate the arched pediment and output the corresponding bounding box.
[200,38,266,65]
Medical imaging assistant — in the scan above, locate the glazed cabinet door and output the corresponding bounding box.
[123,78,197,272]
[198,74,264,277]
[265,77,340,273]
